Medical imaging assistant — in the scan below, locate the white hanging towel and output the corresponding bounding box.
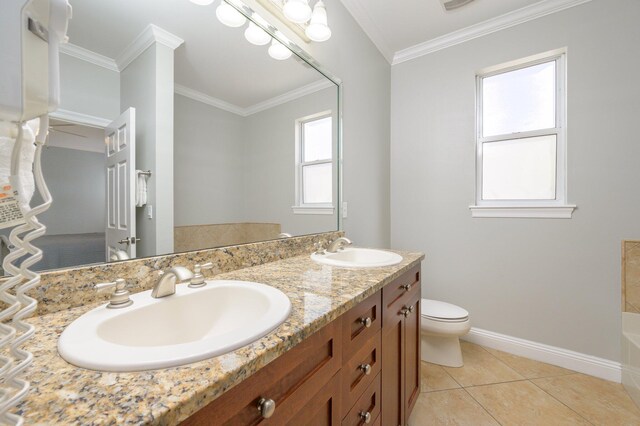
[135,170,148,207]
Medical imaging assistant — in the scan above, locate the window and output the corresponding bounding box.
[293,112,334,214]
[470,48,575,219]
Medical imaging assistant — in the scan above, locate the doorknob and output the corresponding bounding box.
[118,237,141,246]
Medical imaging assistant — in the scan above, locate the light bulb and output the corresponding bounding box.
[305,0,331,42]
[189,0,214,5]
[216,2,247,28]
[282,0,312,24]
[268,39,292,60]
[244,22,271,46]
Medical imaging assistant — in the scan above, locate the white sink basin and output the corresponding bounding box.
[58,280,291,372]
[311,247,403,268]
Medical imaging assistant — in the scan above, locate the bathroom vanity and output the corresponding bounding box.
[18,242,424,425]
[182,264,421,426]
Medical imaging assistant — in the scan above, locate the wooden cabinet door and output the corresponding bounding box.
[404,295,421,420]
[382,302,404,426]
[381,266,422,426]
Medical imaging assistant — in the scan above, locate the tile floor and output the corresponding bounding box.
[408,341,640,426]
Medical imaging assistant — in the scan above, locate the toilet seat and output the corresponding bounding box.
[421,299,468,322]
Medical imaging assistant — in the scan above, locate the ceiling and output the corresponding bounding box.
[66,0,328,108]
[339,0,544,62]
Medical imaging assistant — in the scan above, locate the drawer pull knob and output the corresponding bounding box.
[257,397,276,419]
[401,283,413,291]
[359,316,372,328]
[401,305,414,317]
[359,363,372,375]
[359,411,372,424]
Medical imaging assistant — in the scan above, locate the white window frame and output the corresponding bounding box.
[470,48,575,219]
[292,111,335,215]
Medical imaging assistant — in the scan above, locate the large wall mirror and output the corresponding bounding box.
[0,0,341,274]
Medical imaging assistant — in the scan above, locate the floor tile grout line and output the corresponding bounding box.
[454,343,526,380]
[439,363,463,388]
[462,379,529,389]
[461,386,504,426]
[527,378,596,426]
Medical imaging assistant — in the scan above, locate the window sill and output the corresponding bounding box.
[292,206,335,215]
[469,205,576,219]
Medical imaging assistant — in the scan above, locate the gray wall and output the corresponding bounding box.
[174,94,245,226]
[390,0,640,361]
[59,54,119,120]
[300,1,392,248]
[243,87,338,236]
[36,146,105,235]
[174,88,338,237]
[120,44,175,257]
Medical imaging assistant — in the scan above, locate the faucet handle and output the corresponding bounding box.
[189,262,213,288]
[314,242,325,255]
[95,278,133,309]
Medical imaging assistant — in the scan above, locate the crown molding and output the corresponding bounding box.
[243,79,335,115]
[392,0,593,65]
[339,0,394,63]
[59,43,119,72]
[175,84,247,116]
[117,24,184,71]
[176,79,335,117]
[49,109,112,128]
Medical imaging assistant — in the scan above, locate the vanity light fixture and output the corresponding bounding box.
[256,0,332,43]
[282,0,312,24]
[245,22,271,45]
[268,38,293,60]
[216,1,247,27]
[305,0,331,42]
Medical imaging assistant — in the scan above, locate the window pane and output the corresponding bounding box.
[303,163,332,204]
[303,117,332,162]
[482,135,557,200]
[482,61,556,137]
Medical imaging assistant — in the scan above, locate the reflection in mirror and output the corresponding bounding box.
[0,0,341,275]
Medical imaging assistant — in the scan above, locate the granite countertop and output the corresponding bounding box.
[19,250,424,425]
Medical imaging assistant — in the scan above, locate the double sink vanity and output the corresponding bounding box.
[19,234,424,425]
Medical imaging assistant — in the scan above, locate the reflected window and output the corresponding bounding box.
[294,112,333,213]
[473,49,571,217]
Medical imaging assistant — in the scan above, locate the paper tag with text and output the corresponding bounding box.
[0,179,26,230]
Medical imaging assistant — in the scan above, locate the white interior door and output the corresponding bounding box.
[105,107,136,261]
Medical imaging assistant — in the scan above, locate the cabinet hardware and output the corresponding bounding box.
[401,283,412,291]
[359,363,372,375]
[359,411,372,424]
[257,397,276,419]
[358,316,372,328]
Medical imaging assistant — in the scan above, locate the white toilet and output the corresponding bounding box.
[420,299,471,368]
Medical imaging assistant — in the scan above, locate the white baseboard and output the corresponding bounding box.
[462,327,621,383]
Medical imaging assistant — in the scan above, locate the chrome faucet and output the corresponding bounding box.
[326,237,352,253]
[151,266,194,298]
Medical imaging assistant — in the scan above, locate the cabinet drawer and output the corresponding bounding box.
[382,266,420,329]
[341,373,381,426]
[342,332,381,411]
[182,318,342,426]
[288,372,342,426]
[342,290,381,361]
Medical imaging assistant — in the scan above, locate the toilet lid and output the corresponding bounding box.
[421,299,469,320]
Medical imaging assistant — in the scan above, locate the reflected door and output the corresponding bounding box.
[104,107,136,261]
